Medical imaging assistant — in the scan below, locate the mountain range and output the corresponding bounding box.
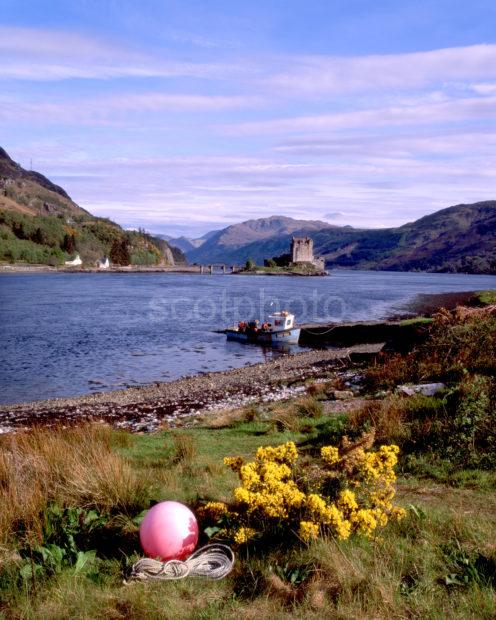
[1,146,493,273]
[167,203,496,274]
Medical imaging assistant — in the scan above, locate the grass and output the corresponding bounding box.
[1,413,495,618]
[399,316,434,326]
[474,290,496,306]
[241,263,323,275]
[0,425,149,547]
[1,304,495,618]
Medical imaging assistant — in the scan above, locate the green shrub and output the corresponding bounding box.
[446,375,495,467]
[0,237,65,264]
[130,249,159,265]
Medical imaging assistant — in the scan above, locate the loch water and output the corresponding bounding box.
[1,270,495,404]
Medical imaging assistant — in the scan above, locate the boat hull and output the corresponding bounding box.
[226,327,301,346]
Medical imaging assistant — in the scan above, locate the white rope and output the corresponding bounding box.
[301,325,338,336]
[127,544,235,582]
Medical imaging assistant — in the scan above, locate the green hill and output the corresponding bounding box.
[314,201,496,273]
[186,203,496,274]
[0,147,185,267]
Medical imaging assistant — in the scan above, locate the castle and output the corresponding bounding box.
[290,237,325,271]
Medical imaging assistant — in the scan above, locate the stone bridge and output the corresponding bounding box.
[200,264,239,274]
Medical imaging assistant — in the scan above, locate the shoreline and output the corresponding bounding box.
[0,264,328,277]
[0,344,381,433]
[0,288,491,433]
[0,263,201,274]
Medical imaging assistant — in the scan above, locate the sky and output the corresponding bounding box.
[1,0,496,237]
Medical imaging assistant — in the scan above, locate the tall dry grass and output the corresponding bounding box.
[0,424,150,547]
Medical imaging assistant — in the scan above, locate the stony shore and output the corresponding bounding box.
[0,263,201,274]
[0,344,381,433]
[1,288,489,434]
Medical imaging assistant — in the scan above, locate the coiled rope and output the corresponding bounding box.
[126,544,235,582]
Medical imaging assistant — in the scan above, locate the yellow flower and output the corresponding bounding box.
[323,504,351,539]
[337,489,359,514]
[299,521,319,543]
[256,441,298,465]
[234,487,251,504]
[350,509,378,537]
[239,462,260,489]
[306,493,328,520]
[220,440,402,546]
[391,506,406,520]
[321,445,340,466]
[199,501,228,520]
[259,460,292,482]
[224,456,244,472]
[233,527,256,544]
[372,508,388,527]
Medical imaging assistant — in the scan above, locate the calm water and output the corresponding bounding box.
[1,270,495,405]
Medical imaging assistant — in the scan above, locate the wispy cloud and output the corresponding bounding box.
[0,26,245,81]
[22,148,494,234]
[0,93,262,125]
[2,21,495,234]
[226,94,496,135]
[274,128,496,158]
[166,29,239,49]
[264,44,496,95]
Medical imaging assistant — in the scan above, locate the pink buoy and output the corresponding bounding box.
[139,501,199,562]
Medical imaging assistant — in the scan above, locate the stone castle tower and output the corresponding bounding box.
[291,236,314,263]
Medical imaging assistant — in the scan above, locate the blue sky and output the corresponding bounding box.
[1,0,496,236]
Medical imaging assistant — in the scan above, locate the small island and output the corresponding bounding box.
[236,236,328,276]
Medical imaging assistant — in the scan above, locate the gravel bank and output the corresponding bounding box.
[0,344,381,433]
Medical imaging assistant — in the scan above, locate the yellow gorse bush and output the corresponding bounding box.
[201,439,405,545]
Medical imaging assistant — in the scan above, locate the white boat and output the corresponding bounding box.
[226,311,301,346]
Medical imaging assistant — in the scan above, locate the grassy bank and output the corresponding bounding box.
[1,302,495,619]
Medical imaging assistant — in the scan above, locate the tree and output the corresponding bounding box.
[110,237,130,265]
[62,233,75,254]
[245,258,255,271]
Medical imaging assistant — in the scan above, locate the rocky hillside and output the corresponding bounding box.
[181,203,495,274]
[0,147,89,218]
[0,147,185,267]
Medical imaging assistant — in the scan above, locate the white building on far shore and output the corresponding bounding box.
[64,254,82,267]
[96,257,110,269]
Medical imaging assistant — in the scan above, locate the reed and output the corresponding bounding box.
[0,424,150,546]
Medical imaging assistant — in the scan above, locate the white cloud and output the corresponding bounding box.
[0,26,245,82]
[0,93,262,125]
[227,95,496,135]
[24,149,493,234]
[265,44,496,96]
[469,82,496,95]
[274,128,496,158]
[2,28,496,234]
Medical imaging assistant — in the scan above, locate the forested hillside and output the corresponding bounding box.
[0,148,185,267]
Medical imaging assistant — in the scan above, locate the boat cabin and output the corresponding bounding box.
[268,311,295,331]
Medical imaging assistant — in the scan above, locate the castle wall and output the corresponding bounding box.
[290,237,326,272]
[291,237,314,263]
